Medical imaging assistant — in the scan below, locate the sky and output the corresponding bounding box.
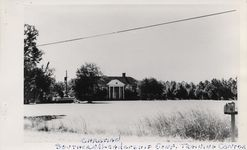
[24,4,240,83]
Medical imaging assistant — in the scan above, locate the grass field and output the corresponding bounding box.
[24,100,237,142]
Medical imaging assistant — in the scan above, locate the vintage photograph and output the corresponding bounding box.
[23,4,239,143]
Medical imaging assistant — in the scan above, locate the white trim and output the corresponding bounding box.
[107,79,125,87]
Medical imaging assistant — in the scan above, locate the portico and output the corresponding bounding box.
[107,79,125,100]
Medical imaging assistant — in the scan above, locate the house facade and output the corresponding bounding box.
[99,73,138,100]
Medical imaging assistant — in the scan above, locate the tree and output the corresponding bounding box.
[204,81,215,99]
[73,63,102,103]
[67,79,76,97]
[24,24,43,104]
[24,24,43,68]
[53,81,65,98]
[163,81,176,100]
[139,78,164,100]
[228,77,237,99]
[174,82,188,99]
[35,63,55,102]
[24,24,54,104]
[210,79,224,100]
[186,82,196,99]
[195,81,207,100]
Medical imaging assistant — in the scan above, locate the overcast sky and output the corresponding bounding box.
[24,4,239,83]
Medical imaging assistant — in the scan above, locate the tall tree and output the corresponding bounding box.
[24,24,43,104]
[24,24,54,104]
[24,24,43,68]
[73,63,102,103]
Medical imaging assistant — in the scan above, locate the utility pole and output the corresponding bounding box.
[64,70,68,97]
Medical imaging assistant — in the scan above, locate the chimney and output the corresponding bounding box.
[122,73,126,77]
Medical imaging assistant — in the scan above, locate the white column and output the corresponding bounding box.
[108,86,111,99]
[119,86,121,99]
[123,86,125,99]
[113,86,115,99]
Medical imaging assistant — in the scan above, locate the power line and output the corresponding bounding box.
[37,9,236,47]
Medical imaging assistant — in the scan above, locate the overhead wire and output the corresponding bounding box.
[37,9,236,47]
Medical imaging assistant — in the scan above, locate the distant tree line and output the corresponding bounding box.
[71,65,238,101]
[139,77,237,100]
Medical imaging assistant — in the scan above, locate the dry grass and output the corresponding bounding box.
[135,110,235,141]
[24,109,235,141]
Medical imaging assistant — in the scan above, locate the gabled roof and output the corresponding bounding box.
[98,76,138,86]
[107,79,125,86]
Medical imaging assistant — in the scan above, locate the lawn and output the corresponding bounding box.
[24,100,237,142]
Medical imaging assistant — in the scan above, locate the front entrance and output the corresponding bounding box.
[108,86,125,100]
[107,79,125,100]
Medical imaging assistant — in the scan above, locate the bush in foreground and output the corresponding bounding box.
[136,110,235,141]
